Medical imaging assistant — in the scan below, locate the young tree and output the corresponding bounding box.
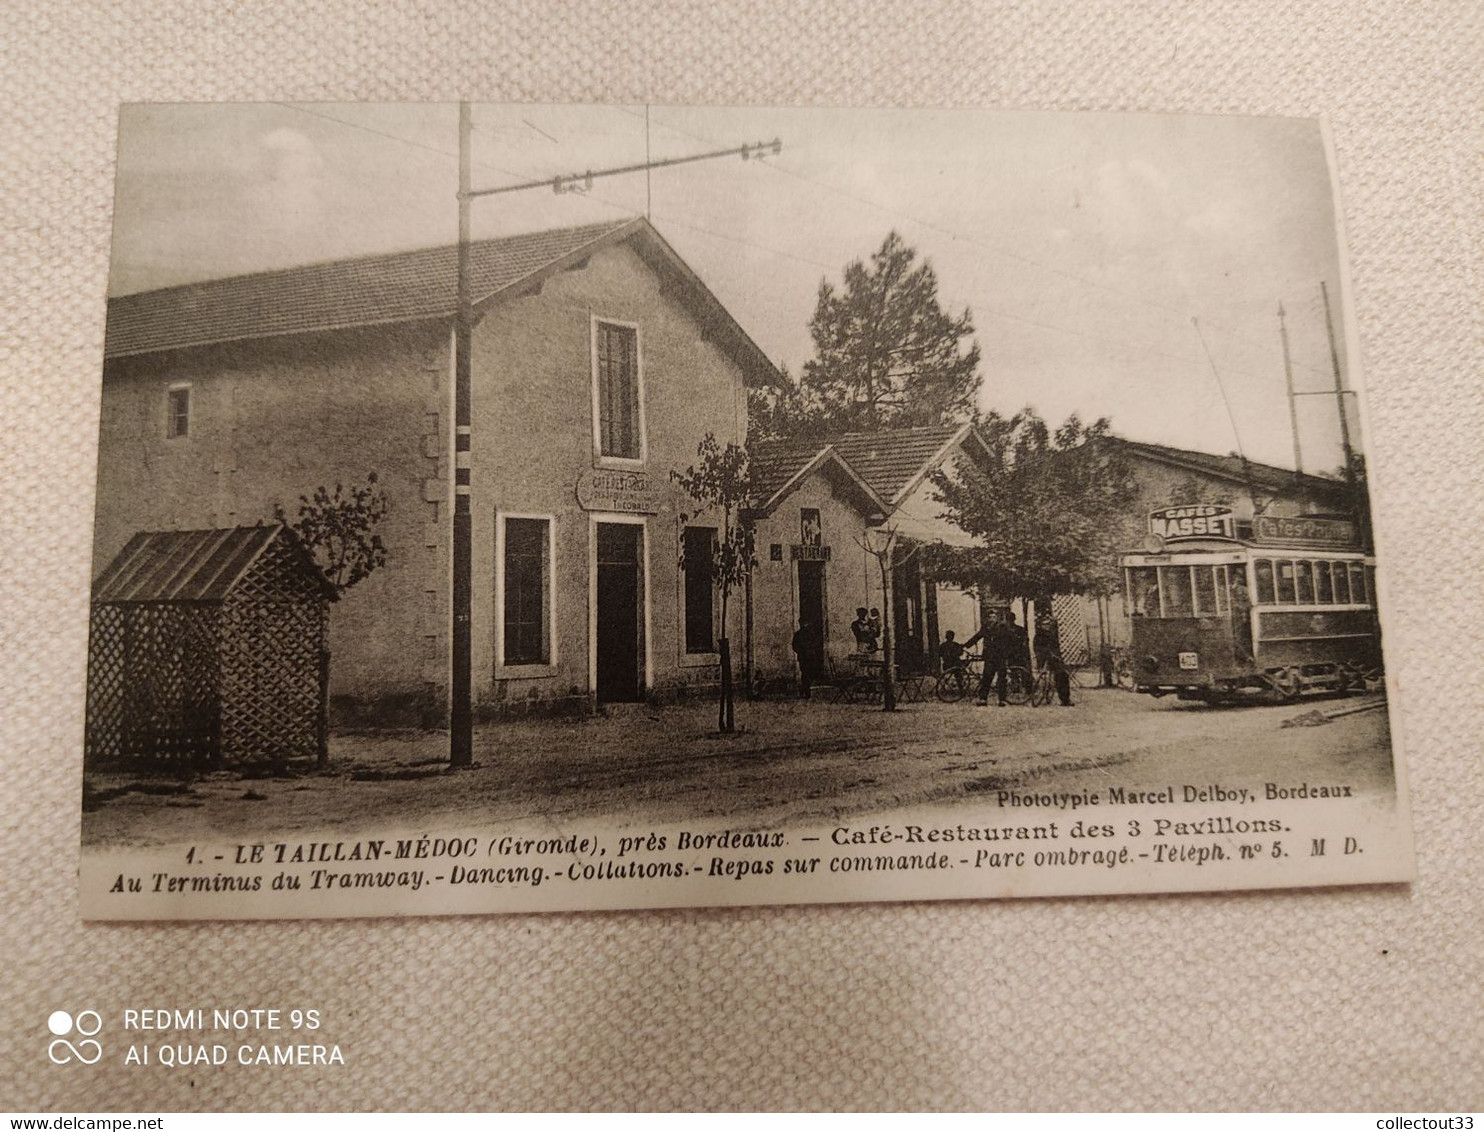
[672,434,755,734]
[928,411,1135,630]
[780,232,981,439]
[274,473,389,593]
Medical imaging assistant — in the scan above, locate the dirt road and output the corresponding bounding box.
[82,688,1396,848]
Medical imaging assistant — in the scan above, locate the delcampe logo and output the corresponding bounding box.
[48,1009,103,1065]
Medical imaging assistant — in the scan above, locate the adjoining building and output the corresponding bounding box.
[96,218,776,724]
[745,424,993,687]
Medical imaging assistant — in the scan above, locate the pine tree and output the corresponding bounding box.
[759,232,981,440]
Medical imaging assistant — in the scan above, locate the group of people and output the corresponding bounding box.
[789,606,883,700]
[790,601,1073,707]
[939,608,1073,707]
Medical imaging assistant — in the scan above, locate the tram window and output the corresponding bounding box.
[1214,566,1229,613]
[1276,561,1297,604]
[1331,561,1351,604]
[1348,562,1367,604]
[1295,560,1314,604]
[1159,566,1194,617]
[1129,566,1160,616]
[1254,559,1276,605]
[1193,565,1217,615]
[1316,560,1334,603]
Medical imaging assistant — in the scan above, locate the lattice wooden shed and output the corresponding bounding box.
[86,525,337,770]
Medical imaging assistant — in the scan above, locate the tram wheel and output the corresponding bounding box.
[1270,667,1303,702]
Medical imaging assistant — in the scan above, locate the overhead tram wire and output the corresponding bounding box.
[281,102,1298,390]
[1192,316,1262,509]
[618,104,1333,379]
[273,103,547,185]
[606,107,1311,389]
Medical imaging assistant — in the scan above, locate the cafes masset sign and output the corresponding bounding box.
[1147,504,1237,542]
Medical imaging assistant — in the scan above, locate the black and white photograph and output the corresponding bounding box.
[80,102,1413,919]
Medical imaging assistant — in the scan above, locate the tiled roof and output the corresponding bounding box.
[748,437,831,507]
[93,525,333,603]
[104,220,635,358]
[829,424,969,504]
[1114,438,1347,500]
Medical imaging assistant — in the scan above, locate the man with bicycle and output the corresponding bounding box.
[962,610,1016,706]
[1034,608,1074,707]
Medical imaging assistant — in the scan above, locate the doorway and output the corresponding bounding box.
[595,522,645,702]
[797,559,825,664]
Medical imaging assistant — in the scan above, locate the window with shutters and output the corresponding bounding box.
[166,384,191,439]
[500,516,553,668]
[592,319,643,462]
[682,525,717,654]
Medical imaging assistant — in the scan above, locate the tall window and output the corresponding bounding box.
[166,385,190,438]
[683,525,716,653]
[503,517,550,665]
[596,321,640,460]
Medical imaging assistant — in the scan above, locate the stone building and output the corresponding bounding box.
[96,218,775,723]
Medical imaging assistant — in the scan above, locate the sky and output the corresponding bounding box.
[109,102,1363,474]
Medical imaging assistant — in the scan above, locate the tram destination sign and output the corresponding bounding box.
[1253,514,1358,548]
[1147,505,1236,542]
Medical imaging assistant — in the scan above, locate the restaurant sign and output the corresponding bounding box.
[1147,505,1236,542]
[790,544,831,562]
[1252,514,1358,548]
[575,469,661,514]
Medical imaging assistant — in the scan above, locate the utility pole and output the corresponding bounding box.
[447,105,781,765]
[1319,281,1357,493]
[1278,302,1304,492]
[450,102,474,767]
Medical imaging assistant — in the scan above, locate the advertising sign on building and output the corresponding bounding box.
[574,469,661,514]
[1253,514,1358,548]
[1147,504,1237,542]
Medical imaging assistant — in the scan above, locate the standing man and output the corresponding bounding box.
[792,618,822,699]
[1230,573,1254,664]
[1035,609,1073,706]
[963,610,1011,706]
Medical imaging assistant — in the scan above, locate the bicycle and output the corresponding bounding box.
[1028,662,1074,706]
[935,654,983,703]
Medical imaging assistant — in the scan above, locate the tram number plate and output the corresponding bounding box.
[1179,652,1199,670]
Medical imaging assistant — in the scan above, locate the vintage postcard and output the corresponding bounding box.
[80,103,1413,919]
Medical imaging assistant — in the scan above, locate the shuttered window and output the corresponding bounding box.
[503,518,550,665]
[683,526,716,653]
[596,322,640,459]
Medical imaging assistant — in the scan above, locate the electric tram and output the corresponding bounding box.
[1120,505,1381,703]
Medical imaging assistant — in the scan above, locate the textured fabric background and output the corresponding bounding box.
[3,1,1480,1113]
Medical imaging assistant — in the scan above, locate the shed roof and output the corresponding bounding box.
[93,525,335,603]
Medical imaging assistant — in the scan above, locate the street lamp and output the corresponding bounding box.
[860,520,898,712]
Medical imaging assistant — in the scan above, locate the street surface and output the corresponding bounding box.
[82,686,1397,848]
[84,682,1400,848]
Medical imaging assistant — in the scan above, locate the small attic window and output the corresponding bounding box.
[166,385,191,439]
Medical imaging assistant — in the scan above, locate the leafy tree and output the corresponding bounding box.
[927,411,1135,627]
[671,434,755,734]
[759,232,981,441]
[274,473,389,592]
